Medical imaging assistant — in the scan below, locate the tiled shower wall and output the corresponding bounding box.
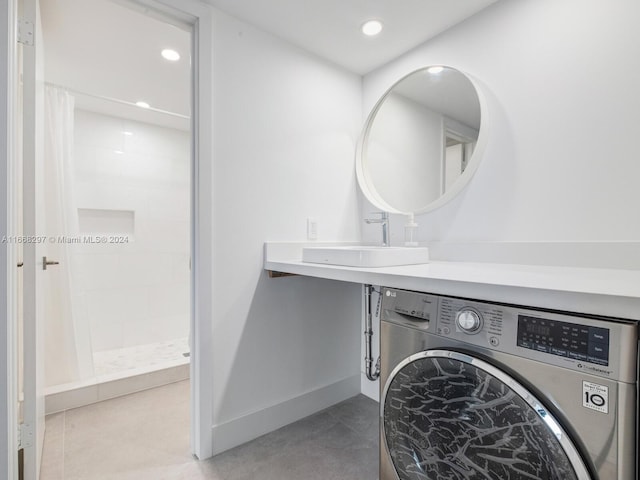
[71,109,190,355]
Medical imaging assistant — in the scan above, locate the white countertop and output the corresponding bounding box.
[264,242,640,321]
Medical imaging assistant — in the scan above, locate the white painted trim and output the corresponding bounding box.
[187,2,214,461]
[211,375,361,455]
[2,1,18,478]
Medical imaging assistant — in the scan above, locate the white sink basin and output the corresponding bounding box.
[302,245,429,267]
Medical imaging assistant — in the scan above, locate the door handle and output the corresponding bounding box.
[42,256,60,270]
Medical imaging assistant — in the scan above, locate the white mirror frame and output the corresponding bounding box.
[356,65,489,215]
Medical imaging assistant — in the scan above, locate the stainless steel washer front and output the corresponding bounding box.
[379,288,638,480]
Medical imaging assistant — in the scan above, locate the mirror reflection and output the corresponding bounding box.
[358,66,482,214]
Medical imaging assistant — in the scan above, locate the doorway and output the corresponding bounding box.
[23,0,196,477]
[39,0,192,396]
[13,0,214,476]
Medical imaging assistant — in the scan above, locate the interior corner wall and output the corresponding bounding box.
[208,9,363,454]
[361,0,640,247]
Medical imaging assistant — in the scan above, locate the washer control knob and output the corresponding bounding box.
[456,309,483,333]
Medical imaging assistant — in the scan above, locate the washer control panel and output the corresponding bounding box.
[517,315,610,366]
[380,287,638,382]
[456,308,483,333]
[438,296,504,348]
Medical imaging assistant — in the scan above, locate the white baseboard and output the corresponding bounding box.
[211,374,361,455]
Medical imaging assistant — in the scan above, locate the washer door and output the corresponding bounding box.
[382,350,592,480]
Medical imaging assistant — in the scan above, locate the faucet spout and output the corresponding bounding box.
[364,212,390,246]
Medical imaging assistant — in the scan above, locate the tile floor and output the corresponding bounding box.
[92,338,190,378]
[44,339,190,416]
[41,380,379,480]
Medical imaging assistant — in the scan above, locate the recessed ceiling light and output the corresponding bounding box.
[161,48,180,61]
[122,131,133,136]
[361,20,383,36]
[427,66,445,74]
[136,101,150,109]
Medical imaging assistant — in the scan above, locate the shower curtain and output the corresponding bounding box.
[43,86,94,386]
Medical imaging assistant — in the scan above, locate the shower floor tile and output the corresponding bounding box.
[92,337,190,377]
[44,338,190,414]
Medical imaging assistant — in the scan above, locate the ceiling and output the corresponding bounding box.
[41,0,192,129]
[40,0,498,128]
[202,0,498,75]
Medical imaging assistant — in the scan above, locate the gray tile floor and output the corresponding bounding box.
[41,380,379,479]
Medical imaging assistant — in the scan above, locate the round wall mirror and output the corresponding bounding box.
[356,66,487,214]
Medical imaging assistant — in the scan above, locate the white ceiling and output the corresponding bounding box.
[202,0,499,75]
[41,0,192,129]
[40,0,498,128]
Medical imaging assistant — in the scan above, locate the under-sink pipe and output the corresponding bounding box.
[364,284,381,381]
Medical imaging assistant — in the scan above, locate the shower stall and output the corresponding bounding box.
[42,87,191,412]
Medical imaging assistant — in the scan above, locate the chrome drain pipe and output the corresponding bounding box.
[364,284,380,381]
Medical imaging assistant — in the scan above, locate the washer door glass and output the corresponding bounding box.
[383,350,591,480]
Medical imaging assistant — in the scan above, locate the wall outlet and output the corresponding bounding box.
[307,217,318,240]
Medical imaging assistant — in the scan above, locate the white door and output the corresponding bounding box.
[444,143,463,193]
[19,0,47,477]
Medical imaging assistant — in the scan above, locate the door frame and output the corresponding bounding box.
[2,0,19,478]
[1,0,215,477]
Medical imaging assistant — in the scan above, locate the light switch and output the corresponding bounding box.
[307,217,318,240]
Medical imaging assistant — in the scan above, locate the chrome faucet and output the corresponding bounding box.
[365,212,390,246]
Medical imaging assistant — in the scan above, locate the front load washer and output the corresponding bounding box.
[379,287,638,480]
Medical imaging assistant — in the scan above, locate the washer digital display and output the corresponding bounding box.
[517,315,609,366]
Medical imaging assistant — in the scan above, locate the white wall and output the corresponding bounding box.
[12,0,637,464]
[1,0,364,464]
[209,10,364,453]
[70,110,190,355]
[362,0,640,249]
[359,0,640,401]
